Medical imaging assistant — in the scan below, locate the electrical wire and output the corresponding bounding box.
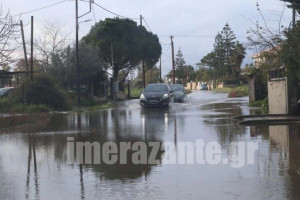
[162,53,171,59]
[160,40,170,46]
[142,17,152,32]
[93,1,138,20]
[91,3,97,24]
[10,0,68,18]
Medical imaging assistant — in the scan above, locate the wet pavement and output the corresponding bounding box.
[0,91,300,200]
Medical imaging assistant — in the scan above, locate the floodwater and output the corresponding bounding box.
[0,91,300,200]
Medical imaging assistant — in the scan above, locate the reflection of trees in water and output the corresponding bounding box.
[80,109,166,180]
[201,102,247,147]
[14,109,166,184]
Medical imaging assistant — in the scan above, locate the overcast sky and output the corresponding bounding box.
[2,0,295,76]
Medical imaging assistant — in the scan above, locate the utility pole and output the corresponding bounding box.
[159,56,162,83]
[292,7,296,27]
[30,16,34,81]
[140,15,146,88]
[75,0,80,105]
[170,36,175,84]
[20,20,29,76]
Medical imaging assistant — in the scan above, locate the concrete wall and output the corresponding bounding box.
[249,76,255,103]
[268,79,287,114]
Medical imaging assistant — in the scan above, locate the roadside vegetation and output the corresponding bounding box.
[249,98,269,113]
[213,86,249,97]
[74,102,114,112]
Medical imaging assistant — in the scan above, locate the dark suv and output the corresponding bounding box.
[140,84,173,107]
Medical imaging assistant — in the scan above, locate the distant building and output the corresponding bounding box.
[251,46,281,68]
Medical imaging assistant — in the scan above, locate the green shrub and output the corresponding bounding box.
[249,97,268,113]
[261,97,268,113]
[228,86,249,98]
[11,104,52,113]
[22,74,68,111]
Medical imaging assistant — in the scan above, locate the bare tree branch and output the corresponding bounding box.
[34,18,71,70]
[0,6,20,66]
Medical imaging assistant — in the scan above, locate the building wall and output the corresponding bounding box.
[268,79,287,114]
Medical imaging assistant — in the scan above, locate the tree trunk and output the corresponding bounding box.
[112,69,119,100]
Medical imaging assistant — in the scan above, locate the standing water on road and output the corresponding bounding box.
[0,91,300,200]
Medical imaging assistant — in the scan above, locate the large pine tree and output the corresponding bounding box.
[201,24,246,82]
[221,23,237,79]
[175,48,186,83]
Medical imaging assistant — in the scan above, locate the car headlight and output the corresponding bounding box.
[162,94,169,99]
[140,94,146,100]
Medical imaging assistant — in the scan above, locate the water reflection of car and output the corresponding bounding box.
[200,83,208,91]
[140,84,173,107]
[170,84,186,102]
[0,87,14,98]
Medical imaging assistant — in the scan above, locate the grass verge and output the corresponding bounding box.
[74,102,114,112]
[213,86,249,98]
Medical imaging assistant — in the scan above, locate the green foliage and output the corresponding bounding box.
[83,18,161,81]
[249,97,268,113]
[129,88,143,98]
[74,103,114,112]
[11,104,52,113]
[167,49,195,83]
[0,97,52,113]
[175,49,186,82]
[282,21,300,81]
[200,24,246,82]
[281,0,300,13]
[48,44,107,92]
[227,86,249,98]
[22,75,68,110]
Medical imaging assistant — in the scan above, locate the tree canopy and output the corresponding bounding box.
[281,0,300,13]
[282,21,300,80]
[200,23,246,81]
[83,18,162,82]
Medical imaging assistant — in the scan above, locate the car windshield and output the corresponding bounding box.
[170,84,183,91]
[0,88,10,96]
[144,85,169,92]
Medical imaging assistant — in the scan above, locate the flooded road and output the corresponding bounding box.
[0,91,300,200]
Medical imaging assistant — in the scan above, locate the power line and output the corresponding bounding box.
[91,3,97,24]
[142,16,170,46]
[162,53,171,59]
[142,17,152,32]
[10,0,68,18]
[93,1,138,20]
[159,34,248,38]
[160,40,170,46]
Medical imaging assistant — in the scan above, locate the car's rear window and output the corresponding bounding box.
[144,85,168,92]
[170,84,183,91]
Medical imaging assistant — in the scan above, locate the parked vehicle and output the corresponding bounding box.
[200,83,208,91]
[170,84,186,102]
[140,84,173,107]
[0,87,14,98]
